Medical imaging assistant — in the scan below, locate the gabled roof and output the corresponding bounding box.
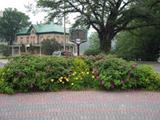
[17,23,69,35]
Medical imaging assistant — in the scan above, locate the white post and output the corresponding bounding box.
[11,45,14,56]
[18,45,21,55]
[40,44,42,56]
[63,1,66,51]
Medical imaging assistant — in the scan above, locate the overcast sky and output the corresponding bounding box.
[0,0,47,24]
[0,0,94,34]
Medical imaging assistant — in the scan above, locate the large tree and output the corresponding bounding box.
[37,0,159,52]
[0,8,31,45]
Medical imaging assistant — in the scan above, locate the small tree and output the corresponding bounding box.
[84,32,101,56]
[41,39,61,55]
[89,32,100,50]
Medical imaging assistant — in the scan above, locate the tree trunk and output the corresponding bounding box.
[98,31,113,53]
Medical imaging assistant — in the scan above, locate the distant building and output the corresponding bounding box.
[15,23,75,54]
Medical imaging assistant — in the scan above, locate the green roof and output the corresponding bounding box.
[17,23,69,35]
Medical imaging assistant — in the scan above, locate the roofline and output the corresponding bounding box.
[37,31,69,35]
[16,31,69,36]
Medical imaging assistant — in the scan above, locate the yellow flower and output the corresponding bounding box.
[71,83,74,86]
[92,76,95,79]
[50,79,54,82]
[75,77,78,80]
[86,72,89,75]
[66,79,69,82]
[59,79,62,82]
[62,82,64,84]
[72,71,77,75]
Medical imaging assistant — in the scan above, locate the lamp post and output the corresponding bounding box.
[69,29,88,56]
[76,39,81,56]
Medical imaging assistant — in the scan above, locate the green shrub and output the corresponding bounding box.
[0,45,11,57]
[1,55,72,93]
[41,39,61,55]
[95,57,138,90]
[84,49,101,56]
[132,65,160,90]
[0,68,14,94]
[0,55,160,94]
[68,57,99,90]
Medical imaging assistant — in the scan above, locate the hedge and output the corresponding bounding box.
[0,55,160,94]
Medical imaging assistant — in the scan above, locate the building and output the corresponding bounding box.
[15,23,75,55]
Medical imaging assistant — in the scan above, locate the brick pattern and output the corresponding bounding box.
[0,91,160,120]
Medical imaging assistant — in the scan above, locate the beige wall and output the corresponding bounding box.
[17,33,69,45]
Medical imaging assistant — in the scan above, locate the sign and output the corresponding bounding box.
[69,29,87,44]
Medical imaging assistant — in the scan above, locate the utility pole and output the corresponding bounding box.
[63,1,66,51]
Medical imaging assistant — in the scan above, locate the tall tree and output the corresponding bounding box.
[37,0,159,53]
[0,8,31,45]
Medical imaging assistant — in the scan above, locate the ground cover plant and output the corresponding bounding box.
[0,55,160,94]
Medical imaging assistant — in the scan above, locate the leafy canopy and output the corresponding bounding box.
[0,8,31,45]
[37,0,160,52]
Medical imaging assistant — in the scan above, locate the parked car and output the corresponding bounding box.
[52,51,73,56]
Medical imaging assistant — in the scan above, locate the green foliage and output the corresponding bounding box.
[0,55,160,94]
[0,44,11,57]
[84,49,101,56]
[84,32,101,56]
[88,32,100,50]
[1,55,71,93]
[41,39,61,55]
[115,1,160,61]
[0,8,30,45]
[95,57,138,90]
[0,68,14,94]
[132,65,160,90]
[68,58,99,90]
[37,0,159,52]
[115,27,160,61]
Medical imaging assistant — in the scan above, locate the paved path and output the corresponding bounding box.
[0,59,8,68]
[138,62,160,72]
[0,91,160,120]
[151,63,160,72]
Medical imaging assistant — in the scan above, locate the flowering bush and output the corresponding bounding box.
[0,55,159,94]
[68,58,99,90]
[95,57,139,90]
[0,55,72,93]
[132,65,160,90]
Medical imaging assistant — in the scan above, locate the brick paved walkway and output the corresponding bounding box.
[0,91,160,120]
